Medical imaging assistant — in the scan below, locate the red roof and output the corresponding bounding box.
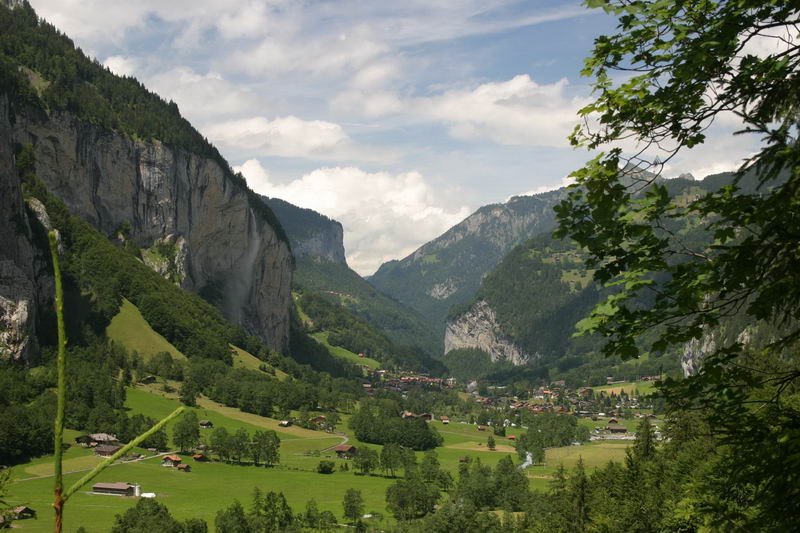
[334,444,355,452]
[164,455,182,462]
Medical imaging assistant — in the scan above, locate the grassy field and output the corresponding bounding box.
[6,389,634,531]
[592,380,658,396]
[310,332,381,369]
[106,298,186,361]
[230,345,289,380]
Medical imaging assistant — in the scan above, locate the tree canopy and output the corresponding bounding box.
[557,0,800,528]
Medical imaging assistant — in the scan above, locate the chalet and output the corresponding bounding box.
[279,420,291,427]
[334,444,357,459]
[192,453,209,462]
[607,424,627,433]
[138,375,157,384]
[161,455,182,467]
[402,410,417,419]
[507,435,516,441]
[12,506,36,520]
[308,415,327,428]
[94,444,122,457]
[477,425,487,432]
[419,413,433,422]
[440,416,450,424]
[607,418,619,424]
[177,464,192,472]
[199,420,213,429]
[92,482,139,497]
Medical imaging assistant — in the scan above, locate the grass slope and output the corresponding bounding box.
[310,332,381,370]
[106,298,186,361]
[230,345,289,381]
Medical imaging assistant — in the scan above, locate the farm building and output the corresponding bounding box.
[199,420,213,429]
[161,455,182,467]
[177,464,192,472]
[440,416,450,424]
[12,506,36,520]
[94,444,122,457]
[308,415,327,428]
[334,444,357,458]
[607,424,627,433]
[77,433,120,446]
[419,413,433,421]
[279,420,291,427]
[92,482,139,497]
[192,453,209,462]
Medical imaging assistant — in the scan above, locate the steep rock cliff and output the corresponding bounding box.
[12,110,293,351]
[444,300,531,365]
[262,197,346,264]
[0,95,50,361]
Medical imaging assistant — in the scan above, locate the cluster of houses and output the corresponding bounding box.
[362,371,457,395]
[467,379,657,421]
[161,454,192,472]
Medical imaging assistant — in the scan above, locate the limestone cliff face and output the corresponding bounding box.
[444,300,530,365]
[12,110,293,351]
[290,224,345,263]
[261,197,346,264]
[0,96,51,361]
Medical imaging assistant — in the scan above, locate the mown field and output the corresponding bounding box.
[591,380,658,396]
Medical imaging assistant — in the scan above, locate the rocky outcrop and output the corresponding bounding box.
[12,110,293,351]
[444,300,530,365]
[262,197,347,264]
[0,95,50,361]
[681,332,715,377]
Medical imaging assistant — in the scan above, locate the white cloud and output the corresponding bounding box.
[230,32,389,77]
[103,55,138,77]
[235,160,470,275]
[515,175,576,197]
[205,116,349,158]
[334,74,589,148]
[144,67,260,122]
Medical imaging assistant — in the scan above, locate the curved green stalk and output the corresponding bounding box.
[48,228,184,531]
[49,231,65,533]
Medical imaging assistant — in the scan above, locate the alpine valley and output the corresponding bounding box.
[1,1,797,532]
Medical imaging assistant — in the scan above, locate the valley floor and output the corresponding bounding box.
[6,385,637,531]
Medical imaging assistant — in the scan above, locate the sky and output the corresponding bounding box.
[29,0,758,275]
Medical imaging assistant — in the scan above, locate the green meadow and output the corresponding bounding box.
[106,298,186,361]
[310,331,381,369]
[591,380,657,396]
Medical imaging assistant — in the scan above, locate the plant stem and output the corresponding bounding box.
[49,231,65,533]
